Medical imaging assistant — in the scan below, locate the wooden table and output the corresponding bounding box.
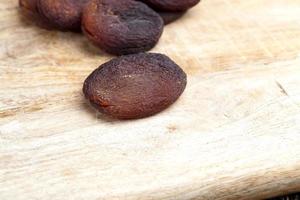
[1,0,300,199]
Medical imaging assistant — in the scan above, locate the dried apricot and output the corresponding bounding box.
[82,0,164,55]
[19,0,38,14]
[19,0,52,28]
[139,0,201,11]
[83,53,187,119]
[158,10,186,25]
[37,0,89,31]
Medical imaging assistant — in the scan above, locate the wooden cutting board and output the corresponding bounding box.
[1,0,300,199]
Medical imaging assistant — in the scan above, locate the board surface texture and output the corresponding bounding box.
[1,0,300,199]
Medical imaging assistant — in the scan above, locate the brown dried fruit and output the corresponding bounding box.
[37,0,89,31]
[83,53,187,119]
[157,10,186,25]
[82,0,164,55]
[19,0,38,15]
[19,0,52,29]
[139,0,201,11]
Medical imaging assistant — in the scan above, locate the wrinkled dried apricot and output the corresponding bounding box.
[19,0,52,28]
[83,53,187,119]
[139,0,201,11]
[158,10,186,25]
[82,0,164,55]
[37,0,89,31]
[19,0,40,23]
[19,0,38,15]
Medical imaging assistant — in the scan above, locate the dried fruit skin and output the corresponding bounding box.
[139,0,201,11]
[19,0,38,13]
[83,53,187,119]
[37,0,89,31]
[82,0,164,55]
[19,0,52,29]
[158,10,186,25]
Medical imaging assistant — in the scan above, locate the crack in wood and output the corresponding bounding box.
[276,81,289,96]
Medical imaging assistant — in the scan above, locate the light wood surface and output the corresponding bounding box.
[1,0,300,199]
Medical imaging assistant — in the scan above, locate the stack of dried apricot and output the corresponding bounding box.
[20,0,201,119]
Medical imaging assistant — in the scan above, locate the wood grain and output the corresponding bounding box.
[1,0,300,199]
